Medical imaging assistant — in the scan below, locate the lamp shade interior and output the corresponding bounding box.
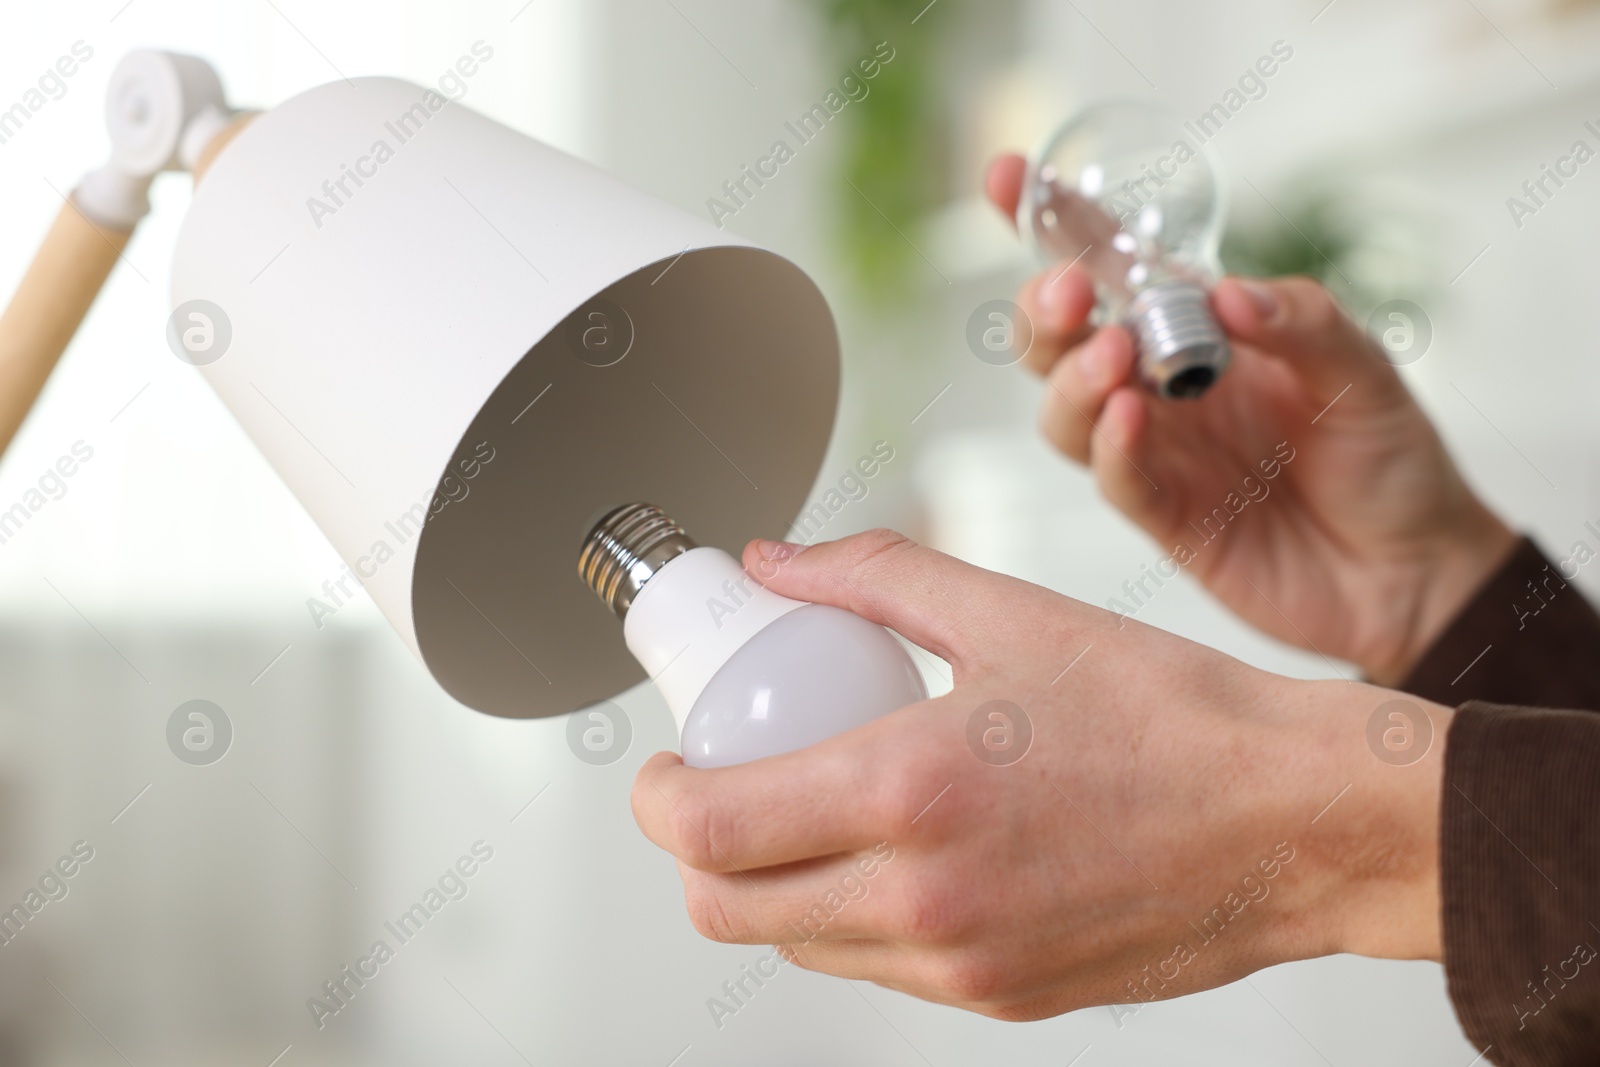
[411,245,838,718]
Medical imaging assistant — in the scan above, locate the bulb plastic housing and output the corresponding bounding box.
[580,504,927,768]
[681,603,926,768]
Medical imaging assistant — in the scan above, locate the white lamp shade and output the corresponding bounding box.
[170,77,839,719]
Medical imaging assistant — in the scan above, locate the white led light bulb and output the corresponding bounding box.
[580,504,927,768]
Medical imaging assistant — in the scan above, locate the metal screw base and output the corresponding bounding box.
[579,503,697,620]
[1124,282,1231,399]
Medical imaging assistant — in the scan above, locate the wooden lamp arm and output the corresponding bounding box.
[0,201,135,455]
[0,50,247,458]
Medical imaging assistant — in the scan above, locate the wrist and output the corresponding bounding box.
[1363,508,1518,687]
[1261,677,1449,962]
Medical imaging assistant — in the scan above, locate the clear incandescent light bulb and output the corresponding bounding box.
[579,503,927,769]
[1019,100,1231,399]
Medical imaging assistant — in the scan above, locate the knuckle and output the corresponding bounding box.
[849,528,918,573]
[667,791,734,871]
[1020,327,1065,377]
[933,952,1010,1004]
[884,880,962,944]
[846,530,917,606]
[1036,394,1085,462]
[849,532,973,661]
[875,749,946,831]
[981,995,1052,1023]
[1283,275,1346,331]
[782,943,819,972]
[683,880,744,944]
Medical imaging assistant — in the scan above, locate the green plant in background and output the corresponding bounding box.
[1221,193,1368,303]
[801,0,1438,325]
[802,0,951,307]
[1221,181,1439,317]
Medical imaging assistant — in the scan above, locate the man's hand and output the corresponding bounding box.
[986,153,1516,685]
[632,530,1448,1020]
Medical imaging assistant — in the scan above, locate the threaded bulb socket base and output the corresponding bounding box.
[1124,282,1231,399]
[579,503,698,620]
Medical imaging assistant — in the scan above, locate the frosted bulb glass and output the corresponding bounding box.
[1019,100,1231,399]
[579,504,927,768]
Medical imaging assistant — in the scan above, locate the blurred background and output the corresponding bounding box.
[2,0,1598,1063]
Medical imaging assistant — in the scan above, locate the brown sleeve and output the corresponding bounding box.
[1399,537,1600,712]
[1399,538,1600,1064]
[1441,702,1600,1066]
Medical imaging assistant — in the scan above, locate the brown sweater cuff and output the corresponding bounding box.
[1401,538,1600,711]
[1443,702,1600,1066]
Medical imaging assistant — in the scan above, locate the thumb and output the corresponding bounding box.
[741,529,988,668]
[1212,275,1409,412]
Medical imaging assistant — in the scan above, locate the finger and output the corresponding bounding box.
[1087,387,1166,531]
[984,153,1026,224]
[741,530,999,667]
[1212,276,1408,413]
[1014,267,1096,377]
[632,743,898,873]
[1038,325,1136,464]
[678,851,897,945]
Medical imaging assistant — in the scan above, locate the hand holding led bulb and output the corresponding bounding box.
[632,529,1450,1017]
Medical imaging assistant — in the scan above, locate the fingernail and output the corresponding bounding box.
[1240,280,1279,320]
[758,539,804,562]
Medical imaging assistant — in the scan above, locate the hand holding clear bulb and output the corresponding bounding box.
[1019,100,1230,398]
[988,150,1519,686]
